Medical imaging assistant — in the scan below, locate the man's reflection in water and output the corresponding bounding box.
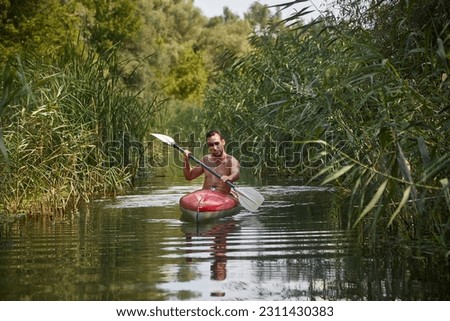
[209,221,234,281]
[183,219,237,296]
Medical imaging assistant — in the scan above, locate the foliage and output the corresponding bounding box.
[164,47,208,103]
[79,0,142,54]
[199,15,252,73]
[0,0,79,65]
[0,0,447,252]
[0,0,256,101]
[0,46,162,214]
[0,0,282,215]
[245,1,283,34]
[204,0,450,247]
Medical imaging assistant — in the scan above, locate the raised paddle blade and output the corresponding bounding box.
[233,186,264,212]
[151,133,176,146]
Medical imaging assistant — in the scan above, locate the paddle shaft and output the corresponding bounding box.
[172,143,237,189]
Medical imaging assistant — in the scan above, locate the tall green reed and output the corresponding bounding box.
[204,6,449,248]
[0,45,162,215]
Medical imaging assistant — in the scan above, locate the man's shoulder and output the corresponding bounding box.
[227,154,239,164]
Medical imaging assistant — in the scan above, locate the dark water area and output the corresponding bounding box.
[0,175,449,301]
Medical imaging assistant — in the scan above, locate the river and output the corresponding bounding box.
[0,175,449,300]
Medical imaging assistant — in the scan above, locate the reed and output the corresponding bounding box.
[204,1,450,248]
[0,45,161,215]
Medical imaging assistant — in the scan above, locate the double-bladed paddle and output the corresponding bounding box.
[151,133,264,212]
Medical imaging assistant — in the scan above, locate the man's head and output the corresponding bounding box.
[206,130,225,157]
[206,129,223,140]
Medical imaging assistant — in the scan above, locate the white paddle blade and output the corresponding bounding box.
[151,133,175,146]
[234,187,264,212]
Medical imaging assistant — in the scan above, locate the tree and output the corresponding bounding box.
[244,1,282,34]
[164,47,208,103]
[0,0,78,65]
[78,0,142,54]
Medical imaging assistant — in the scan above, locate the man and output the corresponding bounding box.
[183,130,240,195]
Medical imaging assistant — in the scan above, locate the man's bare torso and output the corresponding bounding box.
[201,154,237,194]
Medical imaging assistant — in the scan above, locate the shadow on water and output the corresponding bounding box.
[0,175,449,300]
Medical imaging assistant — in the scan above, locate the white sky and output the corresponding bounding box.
[193,0,330,20]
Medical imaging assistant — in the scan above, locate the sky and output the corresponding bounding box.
[193,0,329,20]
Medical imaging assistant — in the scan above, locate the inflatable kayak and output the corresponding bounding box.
[179,189,241,222]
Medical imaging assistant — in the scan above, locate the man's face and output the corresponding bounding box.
[207,134,225,157]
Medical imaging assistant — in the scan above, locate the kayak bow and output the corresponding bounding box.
[179,189,241,222]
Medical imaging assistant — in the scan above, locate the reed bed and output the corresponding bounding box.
[204,2,450,249]
[0,46,161,215]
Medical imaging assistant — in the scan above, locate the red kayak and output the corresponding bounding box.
[179,189,241,222]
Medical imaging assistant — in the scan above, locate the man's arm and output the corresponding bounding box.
[220,156,240,183]
[183,150,204,180]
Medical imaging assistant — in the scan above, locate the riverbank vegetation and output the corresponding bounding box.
[0,1,448,251]
[0,0,275,214]
[205,0,449,250]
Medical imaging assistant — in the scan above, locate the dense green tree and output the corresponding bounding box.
[245,1,282,34]
[222,6,240,22]
[0,0,78,64]
[164,47,208,102]
[79,0,142,53]
[127,0,206,92]
[198,18,252,72]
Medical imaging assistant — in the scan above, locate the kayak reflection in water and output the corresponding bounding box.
[183,130,240,195]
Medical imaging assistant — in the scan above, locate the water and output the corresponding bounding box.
[0,176,449,300]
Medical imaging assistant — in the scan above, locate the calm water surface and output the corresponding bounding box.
[0,176,449,300]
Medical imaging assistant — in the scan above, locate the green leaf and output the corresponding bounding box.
[440,179,450,213]
[388,186,412,226]
[321,165,354,185]
[417,136,430,165]
[353,179,388,227]
[436,38,446,61]
[0,129,9,165]
[397,142,413,183]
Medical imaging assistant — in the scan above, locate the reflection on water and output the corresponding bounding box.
[0,177,449,300]
[183,220,237,297]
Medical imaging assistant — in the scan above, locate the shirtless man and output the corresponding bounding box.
[183,130,240,195]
